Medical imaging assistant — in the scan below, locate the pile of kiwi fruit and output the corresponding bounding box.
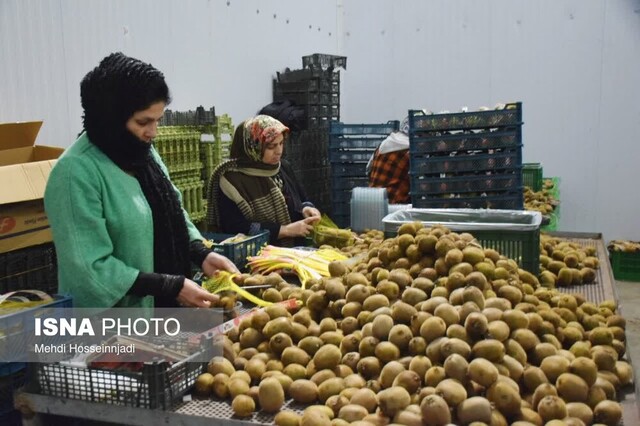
[194,222,630,426]
[539,235,600,287]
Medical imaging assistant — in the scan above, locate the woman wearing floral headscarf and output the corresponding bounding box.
[206,115,321,246]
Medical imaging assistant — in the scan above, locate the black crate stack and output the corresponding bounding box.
[408,102,524,209]
[329,121,399,228]
[276,54,346,215]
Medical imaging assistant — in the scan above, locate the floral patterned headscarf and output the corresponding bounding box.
[242,115,290,162]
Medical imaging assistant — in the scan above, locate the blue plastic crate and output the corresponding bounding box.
[332,190,354,203]
[330,121,399,135]
[408,103,522,132]
[329,136,385,150]
[410,171,522,195]
[332,176,370,191]
[331,162,368,178]
[411,192,523,210]
[410,149,522,175]
[0,295,73,363]
[0,363,25,377]
[203,231,270,271]
[329,150,374,163]
[0,366,25,415]
[410,129,521,154]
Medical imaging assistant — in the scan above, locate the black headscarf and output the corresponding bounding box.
[80,52,191,280]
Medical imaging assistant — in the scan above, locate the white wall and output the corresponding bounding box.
[1,0,638,241]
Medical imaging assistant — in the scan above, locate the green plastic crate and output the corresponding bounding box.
[610,251,640,282]
[541,212,558,232]
[542,176,560,200]
[523,163,543,191]
[382,209,542,273]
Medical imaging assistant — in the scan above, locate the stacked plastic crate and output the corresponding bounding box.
[408,103,524,209]
[285,130,332,215]
[274,54,344,131]
[276,54,346,215]
[155,126,206,223]
[201,114,234,198]
[329,121,400,228]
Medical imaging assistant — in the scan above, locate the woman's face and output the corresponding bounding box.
[261,133,284,165]
[126,101,166,143]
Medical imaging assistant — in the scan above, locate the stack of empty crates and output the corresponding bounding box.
[329,121,400,228]
[201,114,233,197]
[156,106,216,223]
[274,53,344,131]
[276,54,346,215]
[408,102,524,209]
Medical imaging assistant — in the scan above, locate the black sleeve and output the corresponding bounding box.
[128,272,185,299]
[219,190,281,244]
[190,240,213,266]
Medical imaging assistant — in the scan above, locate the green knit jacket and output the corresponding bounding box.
[44,133,203,308]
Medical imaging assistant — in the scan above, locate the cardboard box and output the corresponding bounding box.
[0,122,64,253]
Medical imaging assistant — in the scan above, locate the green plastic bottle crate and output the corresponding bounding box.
[523,163,543,191]
[610,251,640,282]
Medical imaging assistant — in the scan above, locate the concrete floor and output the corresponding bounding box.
[615,280,640,425]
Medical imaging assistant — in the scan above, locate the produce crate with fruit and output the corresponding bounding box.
[608,240,640,281]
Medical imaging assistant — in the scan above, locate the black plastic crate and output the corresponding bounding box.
[297,166,331,180]
[332,162,368,178]
[410,171,522,195]
[275,79,339,94]
[332,190,354,203]
[307,116,339,130]
[332,214,350,229]
[160,106,216,127]
[30,336,214,410]
[302,54,347,71]
[277,68,340,83]
[408,103,522,132]
[0,243,58,295]
[332,176,370,191]
[273,90,340,106]
[410,129,521,154]
[411,192,524,210]
[305,104,340,119]
[410,149,522,175]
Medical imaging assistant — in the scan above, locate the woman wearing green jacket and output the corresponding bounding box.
[44,52,238,309]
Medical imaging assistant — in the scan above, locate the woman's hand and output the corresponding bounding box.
[281,216,320,238]
[202,252,240,277]
[302,206,321,220]
[177,278,220,308]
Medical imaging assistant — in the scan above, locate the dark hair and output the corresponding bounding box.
[80,52,171,137]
